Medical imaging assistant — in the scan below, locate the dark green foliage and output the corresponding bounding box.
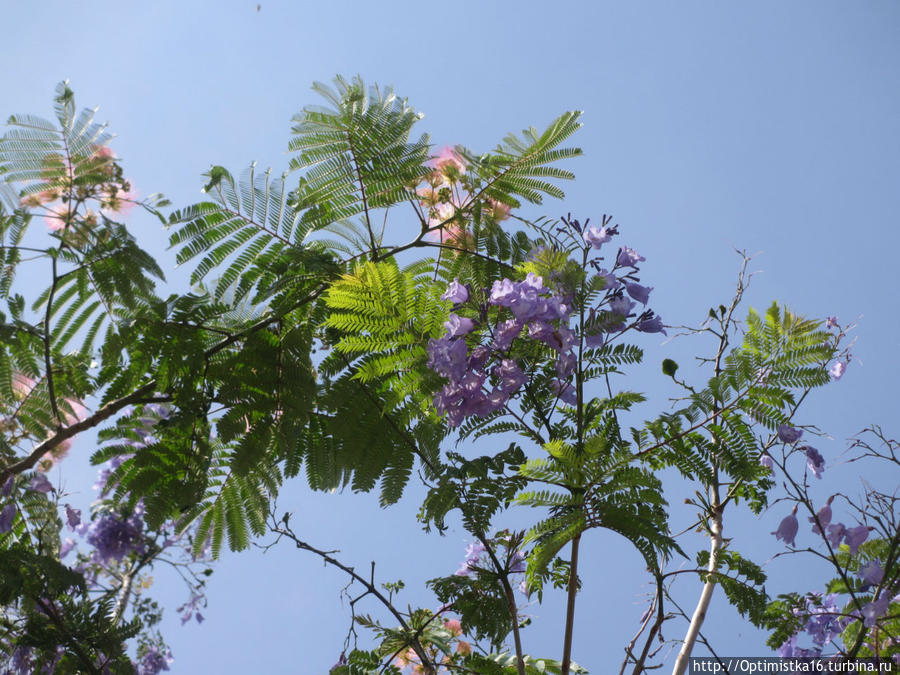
[0,547,138,673]
[428,572,516,649]
[288,76,431,233]
[420,444,528,534]
[697,548,768,624]
[641,303,834,514]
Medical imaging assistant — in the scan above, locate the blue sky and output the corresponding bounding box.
[3,1,899,672]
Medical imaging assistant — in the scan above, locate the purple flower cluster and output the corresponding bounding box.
[136,646,173,675]
[85,507,146,564]
[779,594,853,657]
[428,274,577,426]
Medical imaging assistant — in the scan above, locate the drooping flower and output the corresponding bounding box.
[492,318,523,351]
[858,560,885,587]
[64,504,82,530]
[29,474,54,494]
[759,453,774,470]
[843,525,871,555]
[826,523,846,548]
[0,503,16,533]
[829,362,846,380]
[636,313,666,335]
[625,282,652,305]
[427,336,468,383]
[777,424,803,444]
[809,495,834,535]
[616,246,645,267]
[597,269,621,291]
[495,359,526,394]
[825,316,838,330]
[803,446,825,479]
[861,595,892,627]
[772,505,799,547]
[444,313,475,338]
[441,279,469,304]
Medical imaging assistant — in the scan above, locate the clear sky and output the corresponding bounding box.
[3,1,899,672]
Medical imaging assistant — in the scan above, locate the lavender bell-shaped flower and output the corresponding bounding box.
[858,560,884,587]
[441,278,469,304]
[803,446,825,479]
[777,424,803,444]
[843,525,871,555]
[772,504,799,547]
[809,495,834,535]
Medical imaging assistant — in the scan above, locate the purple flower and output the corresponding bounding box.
[177,593,205,625]
[29,474,54,494]
[60,537,76,559]
[555,351,576,379]
[495,359,526,394]
[64,504,82,530]
[804,446,825,479]
[456,540,486,576]
[624,282,652,305]
[772,505,799,547]
[608,295,635,319]
[777,424,803,444]
[829,362,846,380]
[2,476,13,497]
[583,225,612,249]
[493,318,523,351]
[843,525,870,555]
[444,313,475,338]
[858,560,884,586]
[597,269,621,291]
[489,278,518,306]
[777,634,798,657]
[616,246,645,267]
[636,313,666,335]
[826,523,846,548]
[759,454,774,470]
[551,379,578,405]
[137,646,173,675]
[427,336,468,383]
[809,496,834,535]
[86,511,145,564]
[825,316,838,329]
[441,279,469,304]
[0,503,16,533]
[468,345,490,370]
[861,595,892,627]
[509,550,526,573]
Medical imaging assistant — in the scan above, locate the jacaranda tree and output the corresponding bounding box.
[0,78,896,674]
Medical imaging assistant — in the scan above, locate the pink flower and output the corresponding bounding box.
[444,618,462,636]
[486,197,511,222]
[431,146,466,177]
[100,185,138,216]
[19,189,59,208]
[43,204,71,231]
